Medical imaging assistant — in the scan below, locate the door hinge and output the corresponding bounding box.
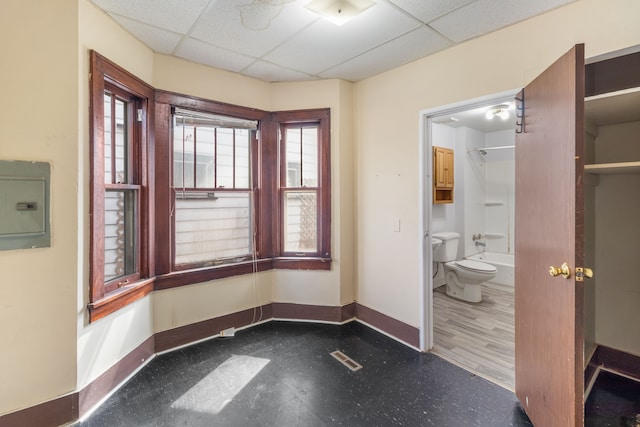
[137,109,143,122]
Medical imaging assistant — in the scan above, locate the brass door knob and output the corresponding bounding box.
[549,262,571,279]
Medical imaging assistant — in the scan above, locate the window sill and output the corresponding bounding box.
[155,259,274,290]
[155,257,332,290]
[273,257,332,270]
[87,278,155,322]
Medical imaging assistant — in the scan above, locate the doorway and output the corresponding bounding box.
[419,90,519,389]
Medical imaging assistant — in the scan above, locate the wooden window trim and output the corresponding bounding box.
[272,109,331,262]
[88,51,155,322]
[154,91,267,278]
[89,54,333,321]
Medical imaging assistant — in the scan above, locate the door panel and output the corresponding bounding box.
[515,44,585,426]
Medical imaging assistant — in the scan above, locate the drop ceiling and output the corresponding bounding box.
[90,0,575,83]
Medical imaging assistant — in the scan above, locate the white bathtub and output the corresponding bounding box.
[467,252,514,286]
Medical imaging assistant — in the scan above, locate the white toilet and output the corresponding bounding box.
[432,232,496,303]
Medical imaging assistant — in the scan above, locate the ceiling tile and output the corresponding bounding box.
[264,1,421,75]
[387,0,476,23]
[429,0,575,43]
[110,15,183,54]
[90,0,211,34]
[319,26,452,81]
[242,60,314,82]
[190,0,318,58]
[174,37,257,72]
[89,0,578,82]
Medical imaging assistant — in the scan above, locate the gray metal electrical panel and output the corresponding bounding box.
[0,160,51,250]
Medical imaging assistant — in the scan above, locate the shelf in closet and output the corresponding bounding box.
[585,161,640,174]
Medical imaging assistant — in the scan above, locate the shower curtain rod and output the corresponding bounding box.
[467,145,515,153]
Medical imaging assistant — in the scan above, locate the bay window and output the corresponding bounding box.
[89,51,332,317]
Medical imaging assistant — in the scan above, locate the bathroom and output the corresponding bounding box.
[429,101,516,388]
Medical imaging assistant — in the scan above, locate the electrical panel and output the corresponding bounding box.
[0,160,50,250]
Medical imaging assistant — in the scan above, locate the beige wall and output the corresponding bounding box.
[0,0,79,414]
[354,0,640,327]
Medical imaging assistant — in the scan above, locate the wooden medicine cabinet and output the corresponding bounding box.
[433,146,454,204]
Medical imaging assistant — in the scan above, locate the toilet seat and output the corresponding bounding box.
[452,259,496,274]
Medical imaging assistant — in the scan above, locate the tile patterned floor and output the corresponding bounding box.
[80,321,532,426]
[432,281,515,390]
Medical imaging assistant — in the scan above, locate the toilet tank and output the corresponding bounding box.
[432,232,459,262]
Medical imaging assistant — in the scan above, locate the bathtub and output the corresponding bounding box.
[467,252,514,286]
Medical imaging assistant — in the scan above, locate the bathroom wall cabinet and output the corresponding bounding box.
[433,146,454,204]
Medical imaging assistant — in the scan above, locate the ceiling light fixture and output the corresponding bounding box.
[305,0,376,26]
[485,104,510,120]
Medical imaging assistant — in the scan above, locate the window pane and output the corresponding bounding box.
[195,127,215,188]
[103,94,129,184]
[216,128,234,188]
[104,190,137,282]
[285,126,318,187]
[174,192,251,265]
[173,125,195,188]
[114,98,127,183]
[284,191,317,253]
[235,129,250,188]
[285,128,301,187]
[104,93,112,184]
[301,127,318,187]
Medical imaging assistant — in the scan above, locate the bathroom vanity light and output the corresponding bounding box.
[305,0,376,26]
[485,104,510,120]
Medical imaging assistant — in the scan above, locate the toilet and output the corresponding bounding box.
[432,232,496,303]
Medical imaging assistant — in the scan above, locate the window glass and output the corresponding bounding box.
[174,192,251,266]
[284,191,317,253]
[172,112,255,267]
[104,93,112,184]
[114,98,127,183]
[195,127,215,188]
[235,129,250,188]
[103,92,129,184]
[285,126,318,187]
[104,190,137,282]
[216,128,234,188]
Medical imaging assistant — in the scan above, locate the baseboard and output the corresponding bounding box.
[78,336,155,417]
[272,302,355,323]
[0,394,77,427]
[154,304,273,353]
[354,303,420,348]
[0,301,409,426]
[591,344,640,380]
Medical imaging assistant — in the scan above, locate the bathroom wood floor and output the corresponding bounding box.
[432,281,515,390]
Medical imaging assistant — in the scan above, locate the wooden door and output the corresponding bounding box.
[444,149,454,187]
[515,45,585,426]
[433,147,447,187]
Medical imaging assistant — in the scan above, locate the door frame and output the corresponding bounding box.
[418,88,520,351]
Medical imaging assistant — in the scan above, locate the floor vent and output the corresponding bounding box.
[330,350,363,372]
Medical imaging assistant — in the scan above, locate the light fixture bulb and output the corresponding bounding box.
[305,0,376,26]
[485,104,510,120]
